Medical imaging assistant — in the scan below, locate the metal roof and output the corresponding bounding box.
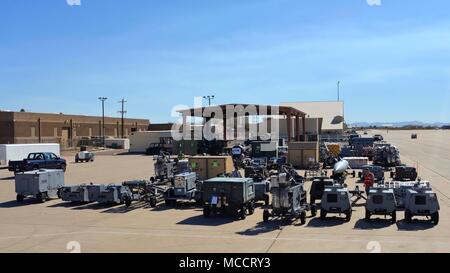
[177,103,306,117]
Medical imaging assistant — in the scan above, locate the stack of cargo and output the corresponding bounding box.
[373,145,401,167]
[326,143,341,158]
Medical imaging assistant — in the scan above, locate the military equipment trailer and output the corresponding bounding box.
[309,176,334,214]
[365,187,397,223]
[202,178,255,220]
[164,172,202,205]
[263,173,311,224]
[97,184,133,206]
[404,184,440,225]
[320,184,352,222]
[15,169,65,203]
[390,166,418,181]
[60,183,106,203]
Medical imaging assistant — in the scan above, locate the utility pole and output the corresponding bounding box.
[118,98,127,138]
[337,81,340,101]
[98,97,108,146]
[203,95,215,106]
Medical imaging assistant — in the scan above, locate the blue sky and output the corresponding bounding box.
[0,0,449,124]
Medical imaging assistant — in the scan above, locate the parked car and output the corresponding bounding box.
[8,152,67,173]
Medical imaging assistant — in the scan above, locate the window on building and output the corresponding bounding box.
[89,128,92,137]
[54,128,58,137]
[31,127,36,137]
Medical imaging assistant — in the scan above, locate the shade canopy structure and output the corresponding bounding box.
[176,103,307,142]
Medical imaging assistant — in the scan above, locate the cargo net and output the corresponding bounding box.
[373,145,401,167]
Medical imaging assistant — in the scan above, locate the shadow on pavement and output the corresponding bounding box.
[306,217,347,228]
[0,176,14,181]
[177,215,238,227]
[354,219,394,230]
[0,199,39,208]
[47,202,89,208]
[396,219,436,231]
[71,202,118,211]
[236,221,281,236]
[102,202,149,213]
[150,202,201,212]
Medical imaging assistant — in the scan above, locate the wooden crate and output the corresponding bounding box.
[189,156,234,180]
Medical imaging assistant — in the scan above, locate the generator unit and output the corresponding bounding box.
[404,184,440,225]
[153,154,176,181]
[365,187,397,223]
[15,169,65,203]
[75,151,95,163]
[358,165,385,181]
[263,173,311,224]
[61,184,91,203]
[390,166,418,181]
[202,177,255,220]
[97,184,132,206]
[164,172,201,205]
[382,181,430,208]
[320,184,352,222]
[309,176,334,212]
[254,179,270,206]
[373,145,402,167]
[61,183,106,203]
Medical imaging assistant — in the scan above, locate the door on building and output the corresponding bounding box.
[61,128,69,147]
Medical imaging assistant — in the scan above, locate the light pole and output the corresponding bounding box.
[98,97,108,146]
[203,95,215,106]
[118,98,127,138]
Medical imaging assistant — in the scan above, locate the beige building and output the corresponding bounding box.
[281,101,345,135]
[0,111,150,148]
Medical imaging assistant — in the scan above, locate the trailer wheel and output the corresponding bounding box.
[16,194,24,203]
[405,210,412,223]
[345,210,352,222]
[431,212,439,225]
[203,205,211,218]
[263,209,270,223]
[36,193,46,203]
[320,209,327,220]
[264,194,270,206]
[365,209,371,222]
[240,206,247,220]
[247,203,255,215]
[125,197,132,208]
[149,197,157,208]
[391,212,397,223]
[300,211,306,225]
[311,205,317,217]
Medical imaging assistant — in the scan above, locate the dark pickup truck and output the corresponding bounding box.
[8,152,67,174]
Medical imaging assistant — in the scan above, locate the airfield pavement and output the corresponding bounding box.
[0,129,449,253]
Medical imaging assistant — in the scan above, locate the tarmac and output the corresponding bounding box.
[0,129,449,253]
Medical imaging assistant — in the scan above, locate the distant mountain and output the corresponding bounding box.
[349,121,450,128]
